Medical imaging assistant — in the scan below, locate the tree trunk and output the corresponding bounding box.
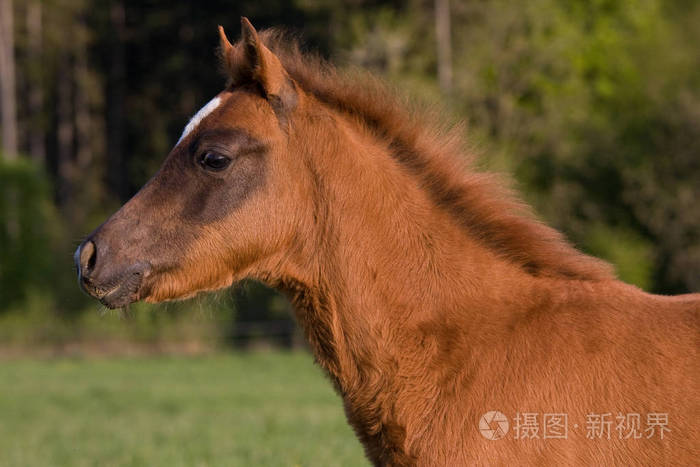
[74,34,91,172]
[107,0,127,201]
[72,21,92,226]
[26,0,45,164]
[435,0,452,96]
[56,52,74,206]
[0,0,18,159]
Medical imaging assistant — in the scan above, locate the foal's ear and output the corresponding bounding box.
[218,18,296,111]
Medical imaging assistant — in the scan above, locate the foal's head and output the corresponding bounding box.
[75,19,311,308]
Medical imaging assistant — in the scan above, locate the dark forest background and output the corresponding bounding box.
[1,0,698,352]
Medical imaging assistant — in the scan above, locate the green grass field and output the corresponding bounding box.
[0,352,368,466]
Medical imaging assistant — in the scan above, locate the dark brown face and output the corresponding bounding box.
[74,87,298,308]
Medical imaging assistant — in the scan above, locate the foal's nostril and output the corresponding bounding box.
[79,240,97,276]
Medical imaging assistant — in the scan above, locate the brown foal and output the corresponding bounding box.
[75,18,699,465]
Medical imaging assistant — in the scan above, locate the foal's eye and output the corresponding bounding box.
[199,152,231,171]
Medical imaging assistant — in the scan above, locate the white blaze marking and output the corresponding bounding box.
[177,95,223,145]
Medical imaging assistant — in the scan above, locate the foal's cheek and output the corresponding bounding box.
[136,151,270,300]
[177,154,267,225]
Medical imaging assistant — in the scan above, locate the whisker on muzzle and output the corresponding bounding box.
[121,303,133,320]
[97,303,110,317]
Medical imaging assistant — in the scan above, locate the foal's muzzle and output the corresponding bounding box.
[74,239,151,309]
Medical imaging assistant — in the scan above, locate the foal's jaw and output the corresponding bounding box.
[140,266,238,305]
[75,238,242,308]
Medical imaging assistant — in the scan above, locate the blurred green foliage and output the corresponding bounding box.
[0,0,698,348]
[0,157,63,308]
[0,296,237,354]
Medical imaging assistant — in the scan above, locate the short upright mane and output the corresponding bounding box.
[226,29,614,281]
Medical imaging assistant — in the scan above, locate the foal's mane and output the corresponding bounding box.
[228,30,614,281]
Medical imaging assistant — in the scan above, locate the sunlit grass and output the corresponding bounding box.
[0,352,367,466]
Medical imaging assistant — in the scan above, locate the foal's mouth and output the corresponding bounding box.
[78,264,151,309]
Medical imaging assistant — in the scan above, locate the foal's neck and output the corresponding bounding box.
[280,114,535,392]
[268,114,541,461]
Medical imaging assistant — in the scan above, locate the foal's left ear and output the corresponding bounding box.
[218,18,296,112]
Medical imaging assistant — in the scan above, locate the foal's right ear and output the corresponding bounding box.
[218,18,296,113]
